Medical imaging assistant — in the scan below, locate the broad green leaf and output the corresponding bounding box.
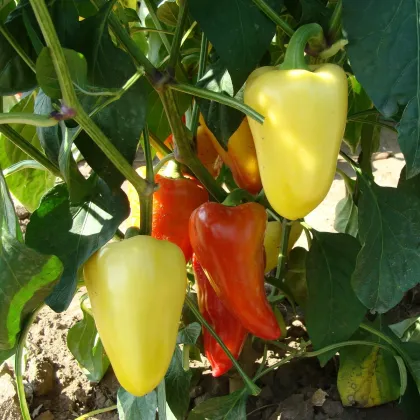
[338,340,401,407]
[306,232,365,366]
[0,0,15,22]
[188,390,248,420]
[177,322,201,345]
[25,182,129,312]
[344,75,373,152]
[334,189,358,237]
[36,47,88,99]
[352,177,420,313]
[0,93,56,211]
[189,0,282,91]
[117,387,157,420]
[284,0,331,30]
[73,2,148,188]
[67,295,109,382]
[283,247,308,308]
[398,98,420,178]
[0,167,63,349]
[157,1,178,27]
[0,9,37,94]
[166,324,201,419]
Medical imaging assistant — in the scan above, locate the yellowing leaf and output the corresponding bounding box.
[338,344,400,407]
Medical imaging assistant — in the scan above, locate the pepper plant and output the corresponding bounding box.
[1,0,420,418]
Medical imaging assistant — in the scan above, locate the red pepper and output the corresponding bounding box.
[189,202,280,340]
[193,255,248,377]
[153,175,208,262]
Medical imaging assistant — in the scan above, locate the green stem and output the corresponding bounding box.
[143,0,172,53]
[328,0,342,41]
[190,34,208,137]
[169,83,264,124]
[140,126,153,235]
[0,23,36,73]
[347,117,397,133]
[167,0,189,70]
[3,160,46,177]
[182,344,190,371]
[15,307,43,420]
[279,23,325,70]
[157,380,167,420]
[0,113,58,127]
[347,109,379,119]
[159,88,227,202]
[149,131,172,156]
[251,0,294,37]
[29,0,153,198]
[185,295,261,395]
[154,153,175,175]
[275,218,291,279]
[131,27,175,35]
[0,125,62,178]
[74,405,117,420]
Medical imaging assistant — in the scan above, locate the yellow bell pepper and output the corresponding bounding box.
[199,115,262,195]
[244,24,348,220]
[84,236,187,396]
[264,221,303,273]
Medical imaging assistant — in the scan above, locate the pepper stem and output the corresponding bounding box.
[275,218,292,280]
[279,23,325,71]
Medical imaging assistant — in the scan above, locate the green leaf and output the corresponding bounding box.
[36,47,88,99]
[73,2,148,188]
[0,0,15,22]
[352,177,420,313]
[0,167,63,350]
[305,232,365,366]
[358,116,381,176]
[166,324,201,419]
[117,387,157,420]
[398,98,420,178]
[344,75,373,152]
[284,0,331,30]
[334,193,358,237]
[188,390,248,420]
[157,1,178,27]
[338,330,401,407]
[342,0,417,117]
[389,317,420,345]
[0,10,37,94]
[189,0,282,91]
[25,182,129,312]
[67,295,109,382]
[0,93,56,211]
[283,247,308,308]
[177,322,201,345]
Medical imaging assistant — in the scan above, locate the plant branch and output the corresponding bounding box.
[167,0,189,70]
[275,218,291,280]
[3,160,47,177]
[143,0,171,53]
[157,380,167,420]
[347,117,397,133]
[328,0,342,41]
[74,405,117,420]
[140,126,153,235]
[190,33,208,137]
[169,83,264,124]
[15,307,43,420]
[158,88,227,201]
[149,131,172,156]
[251,0,294,37]
[185,295,260,395]
[154,153,175,175]
[29,0,153,197]
[0,113,58,127]
[0,23,36,73]
[0,125,62,178]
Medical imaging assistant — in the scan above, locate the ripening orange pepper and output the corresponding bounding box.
[199,115,262,195]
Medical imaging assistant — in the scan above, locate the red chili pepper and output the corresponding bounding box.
[153,175,208,262]
[189,202,280,340]
[193,255,248,377]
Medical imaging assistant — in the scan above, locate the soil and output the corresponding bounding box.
[1,129,414,420]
